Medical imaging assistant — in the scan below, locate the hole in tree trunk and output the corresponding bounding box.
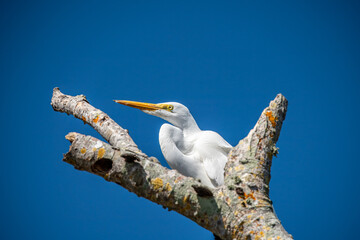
[92,158,113,174]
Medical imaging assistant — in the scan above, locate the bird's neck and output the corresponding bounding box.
[181,115,200,135]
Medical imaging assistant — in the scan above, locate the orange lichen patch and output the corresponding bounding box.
[93,115,99,123]
[92,148,97,152]
[260,231,265,237]
[241,192,256,201]
[265,111,277,127]
[151,178,164,191]
[247,192,256,200]
[165,182,172,192]
[82,116,87,124]
[247,215,252,220]
[97,147,106,159]
[183,195,189,203]
[80,148,86,154]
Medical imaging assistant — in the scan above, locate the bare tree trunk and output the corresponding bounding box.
[51,87,293,240]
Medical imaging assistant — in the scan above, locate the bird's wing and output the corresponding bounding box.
[160,124,211,183]
[194,131,232,186]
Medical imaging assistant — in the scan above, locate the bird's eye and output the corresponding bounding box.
[168,105,174,111]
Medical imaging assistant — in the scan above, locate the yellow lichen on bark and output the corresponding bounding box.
[97,148,105,159]
[80,148,86,154]
[217,191,224,198]
[151,178,163,191]
[165,183,172,192]
[235,165,245,171]
[181,194,191,211]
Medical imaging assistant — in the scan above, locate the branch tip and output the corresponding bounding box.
[52,87,62,98]
[275,93,285,99]
[65,132,77,143]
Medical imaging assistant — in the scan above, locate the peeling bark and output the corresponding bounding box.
[51,88,293,240]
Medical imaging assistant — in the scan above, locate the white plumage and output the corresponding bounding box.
[114,100,232,188]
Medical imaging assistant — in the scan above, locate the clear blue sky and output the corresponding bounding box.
[1,1,359,239]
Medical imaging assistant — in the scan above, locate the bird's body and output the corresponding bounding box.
[114,100,232,188]
[159,123,231,187]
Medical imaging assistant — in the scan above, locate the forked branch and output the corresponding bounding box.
[51,88,292,240]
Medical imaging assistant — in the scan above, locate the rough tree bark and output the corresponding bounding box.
[51,87,293,240]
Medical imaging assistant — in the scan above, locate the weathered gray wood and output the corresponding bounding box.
[51,88,292,240]
[51,87,139,152]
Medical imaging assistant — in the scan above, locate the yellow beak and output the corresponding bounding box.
[114,100,163,111]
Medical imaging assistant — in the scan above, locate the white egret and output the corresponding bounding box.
[114,100,232,188]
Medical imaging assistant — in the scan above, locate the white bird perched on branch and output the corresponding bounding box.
[114,100,232,188]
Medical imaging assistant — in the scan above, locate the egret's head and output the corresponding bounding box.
[114,100,195,129]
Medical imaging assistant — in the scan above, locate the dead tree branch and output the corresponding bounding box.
[51,88,292,240]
